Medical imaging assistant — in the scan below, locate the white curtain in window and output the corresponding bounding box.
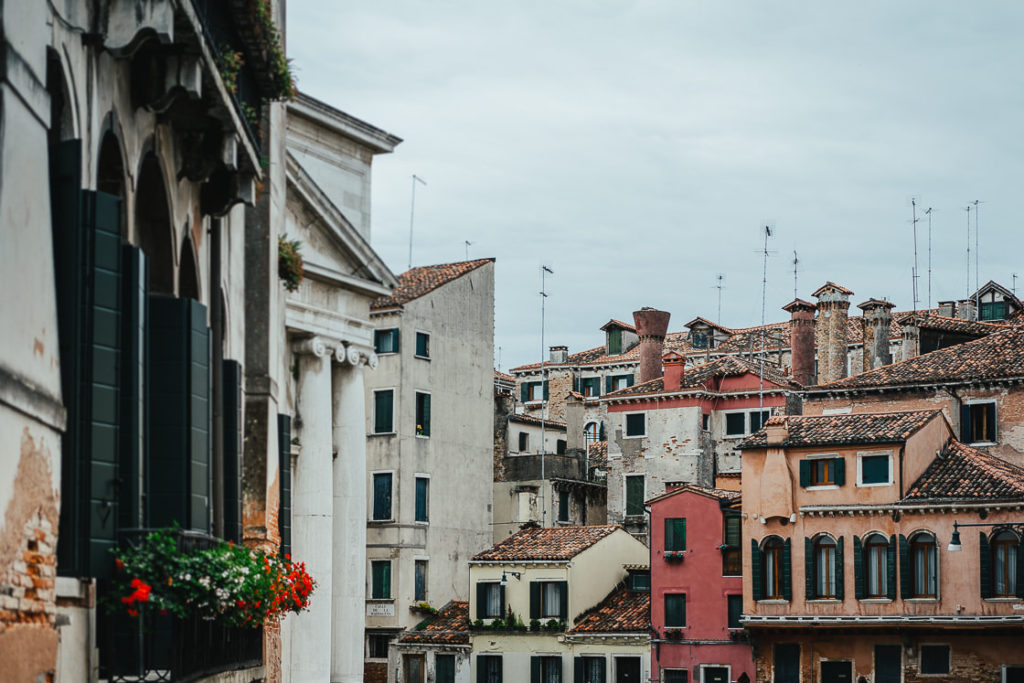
[914,543,936,595]
[817,544,835,597]
[867,543,885,596]
[995,542,1018,595]
[585,658,604,683]
[544,583,561,616]
[486,585,501,616]
[765,550,777,596]
[544,658,561,683]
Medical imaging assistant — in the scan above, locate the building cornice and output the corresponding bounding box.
[798,501,1024,517]
[744,614,1024,627]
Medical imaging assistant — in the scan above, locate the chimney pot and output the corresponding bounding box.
[956,300,977,321]
[549,345,568,364]
[765,416,788,445]
[633,308,671,384]
[782,299,816,386]
[662,352,685,392]
[812,282,853,384]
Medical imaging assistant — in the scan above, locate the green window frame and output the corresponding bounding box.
[372,472,393,521]
[415,331,430,358]
[625,413,645,437]
[725,412,745,436]
[664,593,686,627]
[859,453,890,485]
[727,594,742,629]
[371,560,391,599]
[722,513,742,576]
[478,654,503,683]
[558,491,570,522]
[415,392,431,437]
[436,654,456,683]
[374,328,399,354]
[415,476,429,523]
[625,475,644,517]
[665,518,686,552]
[374,389,394,434]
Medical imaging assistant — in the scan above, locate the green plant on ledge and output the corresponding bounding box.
[250,0,297,101]
[278,235,304,292]
[217,46,244,95]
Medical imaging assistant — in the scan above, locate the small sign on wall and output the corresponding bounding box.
[366,601,396,617]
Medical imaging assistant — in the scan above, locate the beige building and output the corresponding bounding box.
[364,259,496,681]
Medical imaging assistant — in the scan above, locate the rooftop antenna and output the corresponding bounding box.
[973,200,982,304]
[792,250,799,300]
[965,204,972,298]
[911,198,920,313]
[464,240,473,260]
[715,274,725,322]
[925,207,933,308]
[1013,273,1018,296]
[407,174,427,270]
[497,346,502,374]
[539,265,553,528]
[759,225,773,413]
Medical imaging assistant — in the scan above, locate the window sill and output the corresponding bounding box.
[367,598,394,603]
[807,598,841,603]
[414,355,430,360]
[369,431,397,437]
[756,599,789,604]
[415,434,431,439]
[806,484,839,491]
[904,598,938,603]
[375,351,398,356]
[856,481,892,488]
[414,520,429,526]
[368,519,395,525]
[983,597,1021,602]
[859,598,893,603]
[623,434,646,439]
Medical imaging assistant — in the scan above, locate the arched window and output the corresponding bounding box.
[763,537,785,600]
[864,534,889,598]
[584,422,599,446]
[992,530,1019,597]
[911,532,937,598]
[814,536,837,599]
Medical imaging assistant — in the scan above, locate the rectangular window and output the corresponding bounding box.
[581,377,601,397]
[367,632,391,658]
[518,432,529,452]
[405,654,425,683]
[630,571,650,592]
[415,331,430,358]
[522,381,544,402]
[372,472,393,521]
[702,413,710,431]
[725,412,745,436]
[859,453,891,485]
[749,410,770,433]
[665,593,686,627]
[579,657,606,683]
[980,300,1008,321]
[436,654,456,683]
[663,671,688,683]
[727,594,742,629]
[415,392,431,437]
[625,413,645,437]
[541,582,563,618]
[534,656,562,683]
[722,513,742,576]
[558,492,570,523]
[962,401,997,444]
[556,439,567,454]
[479,655,503,683]
[608,328,622,354]
[811,459,835,486]
[374,328,399,354]
[415,476,429,522]
[478,582,503,618]
[414,560,427,602]
[919,645,950,675]
[373,390,394,434]
[615,657,641,683]
[665,518,686,552]
[371,560,391,599]
[625,475,644,517]
[610,375,632,391]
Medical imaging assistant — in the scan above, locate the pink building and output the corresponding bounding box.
[649,485,754,683]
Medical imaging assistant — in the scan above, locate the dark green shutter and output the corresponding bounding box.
[415,478,428,522]
[751,540,764,601]
[782,538,792,601]
[835,537,845,600]
[222,360,243,543]
[599,422,606,440]
[605,376,613,393]
[573,376,580,393]
[1016,540,1024,599]
[119,245,147,532]
[500,584,506,614]
[557,580,568,620]
[521,383,529,403]
[886,535,897,600]
[543,380,549,400]
[422,393,431,436]
[530,581,541,619]
[148,297,211,532]
[437,655,455,683]
[853,536,865,600]
[988,405,998,442]
[898,535,911,599]
[666,518,686,551]
[477,582,487,619]
[375,390,393,433]
[960,403,972,442]
[278,414,292,556]
[833,457,845,486]
[477,657,486,683]
[574,657,584,683]
[804,538,815,599]
[531,656,541,683]
[799,460,811,488]
[626,374,634,387]
[980,532,992,599]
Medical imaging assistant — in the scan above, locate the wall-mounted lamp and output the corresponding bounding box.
[500,571,521,587]
[947,520,1024,552]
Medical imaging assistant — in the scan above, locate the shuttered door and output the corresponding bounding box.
[278,414,292,556]
[222,359,243,543]
[148,297,211,531]
[119,246,147,531]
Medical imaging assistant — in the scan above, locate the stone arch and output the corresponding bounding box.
[45,48,76,145]
[179,233,200,301]
[135,151,175,295]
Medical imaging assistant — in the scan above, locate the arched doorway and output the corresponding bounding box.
[179,235,200,301]
[135,152,175,294]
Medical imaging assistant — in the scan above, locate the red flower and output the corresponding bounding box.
[115,558,124,570]
[127,607,138,617]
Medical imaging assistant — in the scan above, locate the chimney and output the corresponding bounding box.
[858,299,895,371]
[782,299,816,386]
[632,307,671,384]
[662,351,685,392]
[956,299,977,321]
[901,320,920,361]
[565,392,584,451]
[813,282,852,384]
[549,345,568,364]
[765,416,789,445]
[937,301,955,317]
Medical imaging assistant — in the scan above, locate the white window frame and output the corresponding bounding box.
[478,580,503,619]
[699,664,731,683]
[581,376,602,398]
[414,473,430,525]
[415,390,431,439]
[856,450,893,487]
[1003,665,1024,683]
[372,387,397,435]
[623,412,646,438]
[414,329,430,359]
[722,409,750,439]
[370,469,396,522]
[610,374,631,392]
[374,328,400,355]
[805,453,841,491]
[918,643,951,676]
[964,398,998,446]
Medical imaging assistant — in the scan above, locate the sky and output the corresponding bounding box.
[286,2,1024,371]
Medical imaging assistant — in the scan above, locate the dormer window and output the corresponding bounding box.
[607,327,622,355]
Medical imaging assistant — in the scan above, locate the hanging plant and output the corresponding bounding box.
[278,235,304,291]
[108,529,315,628]
[217,46,245,95]
[250,0,297,101]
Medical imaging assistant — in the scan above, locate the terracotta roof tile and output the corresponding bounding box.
[813,281,854,296]
[588,440,608,467]
[494,370,515,382]
[646,483,741,506]
[568,584,649,634]
[739,410,940,449]
[604,355,796,399]
[895,312,1005,336]
[471,525,620,562]
[903,439,1024,503]
[371,259,493,310]
[600,319,637,332]
[810,322,1024,392]
[398,601,469,645]
[508,413,567,430]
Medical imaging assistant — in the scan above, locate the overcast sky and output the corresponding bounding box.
[287,2,1024,371]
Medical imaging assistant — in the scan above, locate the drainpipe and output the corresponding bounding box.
[645,502,660,679]
[210,217,224,538]
[897,445,905,500]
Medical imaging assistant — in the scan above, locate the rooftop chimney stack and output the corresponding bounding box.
[633,307,671,384]
[549,345,568,364]
[813,282,853,385]
[782,299,817,386]
[662,351,685,392]
[956,299,978,321]
[858,299,895,371]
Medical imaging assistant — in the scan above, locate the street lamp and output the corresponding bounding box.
[500,571,521,587]
[947,520,1024,552]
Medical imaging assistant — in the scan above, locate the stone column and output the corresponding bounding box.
[331,345,374,682]
[289,337,334,682]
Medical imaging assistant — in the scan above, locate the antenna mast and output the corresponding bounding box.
[407,174,427,269]
[973,200,981,305]
[965,205,972,298]
[715,274,725,322]
[911,198,919,312]
[925,207,933,308]
[539,265,553,528]
[464,240,473,260]
[792,250,799,299]
[1013,273,1018,296]
[759,225,772,413]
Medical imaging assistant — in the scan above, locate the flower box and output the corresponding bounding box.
[664,551,686,561]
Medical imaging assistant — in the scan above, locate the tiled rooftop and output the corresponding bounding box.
[811,321,1024,392]
[646,483,741,506]
[371,258,493,310]
[398,601,469,645]
[894,312,1004,336]
[604,355,796,399]
[903,439,1024,503]
[739,410,941,449]
[494,370,515,383]
[471,525,619,562]
[568,584,650,634]
[508,413,567,430]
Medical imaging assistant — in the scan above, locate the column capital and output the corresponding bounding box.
[291,336,332,358]
[334,343,378,369]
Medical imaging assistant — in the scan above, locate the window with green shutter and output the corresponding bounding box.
[581,377,601,397]
[859,453,891,485]
[372,472,393,521]
[725,412,745,436]
[607,328,622,354]
[625,475,644,516]
[722,513,742,576]
[278,414,293,557]
[415,331,430,358]
[415,477,429,522]
[625,413,645,437]
[436,654,456,683]
[478,654,502,683]
[415,392,431,436]
[371,560,391,599]
[222,360,243,543]
[664,593,686,627]
[414,560,427,602]
[558,491,570,522]
[727,594,742,629]
[374,390,394,433]
[665,518,686,551]
[374,328,399,354]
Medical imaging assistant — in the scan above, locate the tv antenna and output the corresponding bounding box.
[924,207,933,308]
[714,274,725,322]
[973,200,983,303]
[964,205,972,297]
[792,250,799,300]
[1013,273,1018,296]
[911,198,920,312]
[539,265,553,528]
[464,240,473,260]
[758,225,774,412]
[407,174,427,269]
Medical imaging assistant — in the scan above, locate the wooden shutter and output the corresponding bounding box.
[782,538,792,601]
[1017,539,1024,599]
[626,374,635,387]
[148,297,212,532]
[222,360,243,543]
[436,655,454,683]
[979,532,992,599]
[477,656,486,683]
[500,584,506,615]
[833,457,845,486]
[557,580,568,620]
[118,245,147,532]
[278,414,292,557]
[605,376,613,393]
[531,656,541,683]
[898,535,911,599]
[751,540,764,601]
[477,582,487,619]
[987,404,998,442]
[799,460,811,488]
[530,581,541,619]
[521,383,529,403]
[599,422,606,440]
[804,538,815,599]
[666,518,686,551]
[835,537,845,600]
[422,393,431,436]
[853,536,865,600]
[960,403,972,442]
[886,535,897,600]
[543,380,549,400]
[574,657,584,683]
[375,390,393,433]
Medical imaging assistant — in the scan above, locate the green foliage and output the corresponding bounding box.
[278,235,304,292]
[217,46,245,95]
[250,0,296,100]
